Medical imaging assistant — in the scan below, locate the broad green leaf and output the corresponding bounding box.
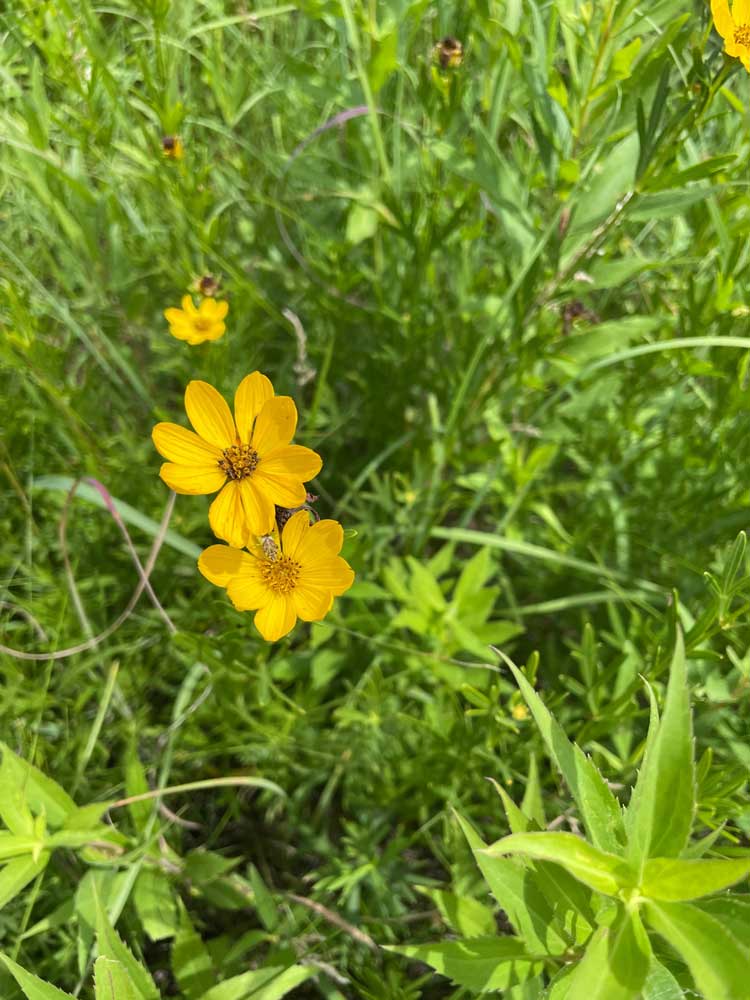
[171,903,215,998]
[0,955,74,1000]
[124,740,152,834]
[0,833,41,861]
[248,863,279,932]
[484,832,635,896]
[625,633,694,868]
[521,755,545,829]
[386,937,542,993]
[504,659,624,854]
[0,774,36,836]
[641,960,688,1000]
[94,958,139,1000]
[640,856,750,901]
[96,897,159,1000]
[695,894,750,942]
[133,868,177,941]
[560,925,640,1000]
[420,889,496,938]
[0,851,50,909]
[0,745,76,828]
[644,900,750,1000]
[62,803,117,831]
[200,965,315,1000]
[455,813,570,954]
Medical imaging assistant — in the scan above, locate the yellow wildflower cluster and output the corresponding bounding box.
[152,368,353,641]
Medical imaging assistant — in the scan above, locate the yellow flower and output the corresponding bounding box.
[164,296,228,345]
[434,36,464,69]
[198,511,355,642]
[711,0,750,70]
[152,373,323,545]
[162,135,184,159]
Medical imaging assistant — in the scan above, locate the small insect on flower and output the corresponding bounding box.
[199,511,355,642]
[711,0,750,71]
[191,274,221,297]
[161,134,184,159]
[164,295,228,345]
[434,36,464,70]
[152,372,323,546]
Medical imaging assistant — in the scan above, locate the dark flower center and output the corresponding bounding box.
[219,444,259,480]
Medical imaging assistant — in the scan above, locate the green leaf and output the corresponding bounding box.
[124,739,152,834]
[644,900,750,1000]
[640,856,750,901]
[420,889,496,938]
[0,955,74,999]
[95,897,159,1000]
[0,852,50,909]
[133,868,177,941]
[521,755,545,829]
[94,958,140,1000]
[641,960,688,1000]
[0,744,76,828]
[625,632,694,868]
[200,965,315,1000]
[386,938,542,993]
[694,894,750,942]
[0,833,41,861]
[484,832,635,896]
[171,903,215,998]
[504,659,624,854]
[248,863,279,932]
[62,803,117,831]
[560,925,640,1000]
[367,29,398,93]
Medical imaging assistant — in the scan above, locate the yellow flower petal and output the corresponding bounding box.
[234,372,274,443]
[260,445,322,482]
[732,0,750,26]
[239,478,276,535]
[299,556,355,595]
[164,307,187,323]
[253,471,307,508]
[168,325,197,343]
[152,422,222,464]
[306,519,344,555]
[198,544,254,587]
[200,323,226,342]
[206,299,229,320]
[713,0,736,37]
[252,396,298,455]
[181,294,197,315]
[279,510,310,559]
[226,568,269,611]
[209,481,249,548]
[292,585,335,622]
[254,594,297,641]
[185,381,236,449]
[159,463,226,495]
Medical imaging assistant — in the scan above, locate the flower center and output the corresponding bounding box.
[193,317,212,332]
[735,24,750,46]
[260,555,300,594]
[219,444,259,480]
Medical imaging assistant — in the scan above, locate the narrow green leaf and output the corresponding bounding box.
[543,926,637,1000]
[420,889,496,938]
[640,856,750,901]
[200,965,315,1000]
[694,895,750,942]
[95,898,159,1000]
[94,958,139,1000]
[502,658,624,854]
[644,900,750,1000]
[484,832,635,896]
[0,852,50,910]
[0,744,76,828]
[521,755,545,828]
[133,868,177,941]
[625,632,695,868]
[386,938,542,993]
[248,864,279,932]
[171,902,215,999]
[0,955,74,1000]
[0,833,40,861]
[124,740,152,835]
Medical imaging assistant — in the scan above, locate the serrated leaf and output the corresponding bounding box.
[640,856,750,901]
[94,958,139,1000]
[386,938,542,993]
[171,902,215,998]
[485,832,635,896]
[0,955,74,999]
[644,900,750,1000]
[95,897,159,1000]
[504,659,624,854]
[0,744,76,828]
[625,632,695,868]
[0,851,50,910]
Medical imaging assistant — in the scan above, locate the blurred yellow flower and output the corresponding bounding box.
[711,0,750,70]
[152,373,322,545]
[164,296,228,345]
[162,135,184,159]
[434,36,464,69]
[511,703,529,721]
[199,511,354,642]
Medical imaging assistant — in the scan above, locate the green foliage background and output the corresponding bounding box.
[1,0,750,996]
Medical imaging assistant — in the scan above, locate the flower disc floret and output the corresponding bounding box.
[152,373,323,546]
[198,511,355,642]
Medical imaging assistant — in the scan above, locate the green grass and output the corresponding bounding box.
[1,0,750,996]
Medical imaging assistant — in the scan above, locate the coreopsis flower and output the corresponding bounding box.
[711,0,750,70]
[434,37,464,69]
[162,135,184,159]
[164,295,228,345]
[152,373,322,545]
[198,511,354,642]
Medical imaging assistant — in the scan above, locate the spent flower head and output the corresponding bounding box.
[199,511,354,642]
[161,134,184,159]
[152,372,322,545]
[434,37,464,69]
[164,295,228,345]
